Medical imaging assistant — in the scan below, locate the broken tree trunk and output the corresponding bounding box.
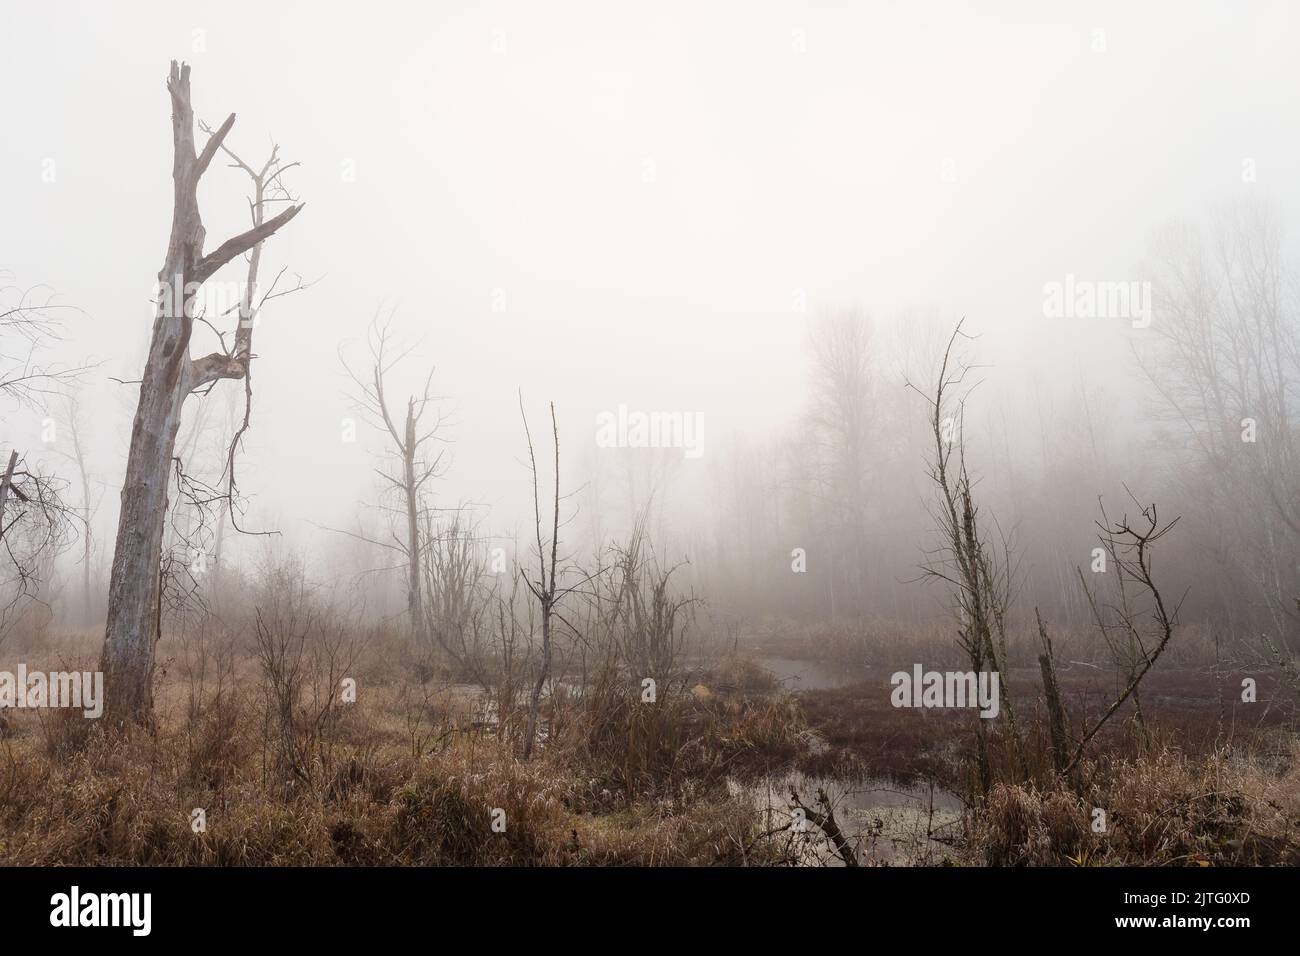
[1036,608,1071,779]
[100,62,302,724]
[789,786,859,866]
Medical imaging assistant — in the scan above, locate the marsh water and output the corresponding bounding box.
[748,657,963,865]
[760,656,864,691]
[470,656,964,864]
[737,771,963,865]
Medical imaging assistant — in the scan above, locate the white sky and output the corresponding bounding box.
[2,0,1298,573]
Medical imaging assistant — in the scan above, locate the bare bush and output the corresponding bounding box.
[252,576,364,791]
[1069,495,1183,773]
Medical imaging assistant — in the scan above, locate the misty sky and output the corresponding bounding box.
[3,0,1298,576]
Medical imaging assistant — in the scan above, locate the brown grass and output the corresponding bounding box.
[0,635,797,866]
[972,745,1300,866]
[3,621,1295,866]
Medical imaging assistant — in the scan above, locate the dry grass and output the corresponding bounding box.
[0,634,797,866]
[705,652,781,694]
[972,744,1300,866]
[4,618,1296,867]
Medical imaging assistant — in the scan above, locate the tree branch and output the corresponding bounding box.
[194,202,304,285]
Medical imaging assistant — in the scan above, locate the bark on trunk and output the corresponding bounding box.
[0,450,17,535]
[101,64,204,723]
[522,602,551,760]
[101,374,189,721]
[100,62,301,724]
[1037,611,1070,778]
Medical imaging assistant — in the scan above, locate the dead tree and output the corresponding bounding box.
[198,121,314,523]
[0,448,76,645]
[100,62,303,724]
[340,314,446,647]
[1035,608,1070,779]
[806,309,875,617]
[909,321,1025,793]
[0,452,16,524]
[421,506,490,673]
[0,275,89,409]
[788,786,859,867]
[1137,203,1300,641]
[60,396,100,626]
[1066,495,1183,773]
[0,280,84,643]
[606,522,696,690]
[520,398,561,761]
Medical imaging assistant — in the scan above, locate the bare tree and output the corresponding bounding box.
[1137,201,1300,642]
[0,278,86,643]
[1068,495,1183,773]
[806,310,875,616]
[909,322,1024,794]
[0,448,76,645]
[520,397,561,760]
[340,313,447,647]
[605,520,696,690]
[58,395,102,626]
[421,506,489,672]
[0,276,88,411]
[100,62,304,724]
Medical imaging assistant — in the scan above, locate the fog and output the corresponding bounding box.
[3,0,1299,633]
[7,0,1300,884]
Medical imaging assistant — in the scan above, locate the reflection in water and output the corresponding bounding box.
[736,771,962,866]
[760,656,861,691]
